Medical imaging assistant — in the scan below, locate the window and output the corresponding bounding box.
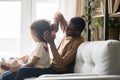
[0,0,63,58]
[36,1,58,20]
[0,0,21,59]
[0,0,60,58]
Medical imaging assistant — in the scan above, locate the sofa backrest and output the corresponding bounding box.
[74,40,120,75]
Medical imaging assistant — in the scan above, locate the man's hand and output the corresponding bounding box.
[53,12,63,23]
[43,31,54,45]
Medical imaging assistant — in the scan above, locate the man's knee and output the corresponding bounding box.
[1,75,7,80]
[16,67,27,76]
[15,67,30,79]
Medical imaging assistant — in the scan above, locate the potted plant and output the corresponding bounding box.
[92,17,120,40]
[81,0,120,40]
[81,0,99,40]
[108,18,120,40]
[91,17,104,40]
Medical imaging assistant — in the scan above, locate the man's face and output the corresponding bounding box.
[65,22,80,37]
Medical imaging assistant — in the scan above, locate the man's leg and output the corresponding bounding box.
[2,71,17,80]
[15,67,59,80]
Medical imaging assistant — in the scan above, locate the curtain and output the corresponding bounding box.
[113,0,120,13]
[58,0,87,20]
[75,0,87,16]
[58,0,77,21]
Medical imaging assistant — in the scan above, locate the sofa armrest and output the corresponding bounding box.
[25,77,37,80]
[34,74,120,80]
[24,73,96,80]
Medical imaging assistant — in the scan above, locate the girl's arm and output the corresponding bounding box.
[1,56,39,72]
[21,56,39,67]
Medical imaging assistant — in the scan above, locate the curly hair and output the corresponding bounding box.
[30,19,51,43]
[70,17,85,33]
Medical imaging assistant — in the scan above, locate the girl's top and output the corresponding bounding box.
[28,42,50,68]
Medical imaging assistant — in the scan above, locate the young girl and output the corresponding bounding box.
[1,19,51,80]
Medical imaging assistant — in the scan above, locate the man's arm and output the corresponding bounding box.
[43,12,68,66]
[43,31,63,66]
[44,31,83,67]
[53,12,67,33]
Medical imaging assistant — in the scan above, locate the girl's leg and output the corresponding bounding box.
[2,71,17,80]
[15,67,59,80]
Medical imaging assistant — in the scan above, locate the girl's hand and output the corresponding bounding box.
[19,55,29,62]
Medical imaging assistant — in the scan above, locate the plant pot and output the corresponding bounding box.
[91,27,99,41]
[109,28,119,40]
[98,27,104,40]
[98,27,120,40]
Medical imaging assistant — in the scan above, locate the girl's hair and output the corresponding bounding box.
[30,19,51,43]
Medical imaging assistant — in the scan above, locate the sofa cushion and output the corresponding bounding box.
[74,40,120,75]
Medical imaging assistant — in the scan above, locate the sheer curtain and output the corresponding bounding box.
[58,0,77,21]
[76,0,87,17]
[58,0,87,19]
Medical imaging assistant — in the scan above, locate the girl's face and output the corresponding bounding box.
[31,30,40,42]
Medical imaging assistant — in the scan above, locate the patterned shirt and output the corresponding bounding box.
[28,42,50,68]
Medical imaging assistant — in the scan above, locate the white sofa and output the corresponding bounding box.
[25,40,120,80]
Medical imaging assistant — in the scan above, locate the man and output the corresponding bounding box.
[44,12,85,73]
